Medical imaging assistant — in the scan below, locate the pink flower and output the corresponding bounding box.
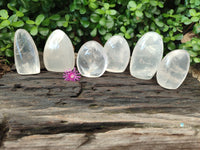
[63,67,81,81]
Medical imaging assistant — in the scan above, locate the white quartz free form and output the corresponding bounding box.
[14,29,40,75]
[130,32,163,80]
[77,41,107,77]
[104,35,130,73]
[43,29,75,72]
[156,49,190,89]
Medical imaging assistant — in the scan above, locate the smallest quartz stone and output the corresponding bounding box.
[77,41,107,77]
[14,29,40,75]
[156,49,190,89]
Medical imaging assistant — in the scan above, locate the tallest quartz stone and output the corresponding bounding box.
[14,29,40,75]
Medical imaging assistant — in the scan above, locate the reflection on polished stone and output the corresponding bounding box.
[77,41,107,77]
[130,32,163,80]
[157,49,190,89]
[104,35,130,73]
[43,29,74,72]
[14,29,40,75]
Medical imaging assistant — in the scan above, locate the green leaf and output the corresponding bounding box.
[193,44,200,51]
[181,16,192,25]
[128,1,137,9]
[16,11,24,17]
[7,3,17,11]
[90,14,100,23]
[70,3,76,12]
[150,22,156,30]
[158,2,164,8]
[174,34,183,40]
[63,21,68,27]
[8,14,18,23]
[174,0,181,5]
[42,19,50,26]
[191,16,199,22]
[91,28,97,37]
[189,9,196,16]
[99,17,106,26]
[39,27,49,36]
[98,27,106,35]
[81,0,88,5]
[65,14,70,21]
[77,29,83,36]
[57,21,65,27]
[171,36,176,41]
[50,14,61,21]
[11,21,24,27]
[0,32,14,40]
[66,25,72,31]
[104,33,112,40]
[80,18,90,28]
[188,51,198,57]
[26,20,35,25]
[0,20,10,29]
[120,26,126,33]
[193,57,200,63]
[5,49,13,57]
[193,23,200,34]
[19,7,28,13]
[184,19,193,25]
[35,14,45,26]
[95,9,104,14]
[104,3,109,9]
[150,1,157,6]
[163,25,169,32]
[80,7,86,14]
[30,26,38,36]
[135,10,143,17]
[168,42,176,50]
[177,5,186,13]
[145,12,152,18]
[89,2,98,9]
[155,19,164,27]
[106,19,114,29]
[125,32,131,39]
[108,10,117,15]
[0,9,9,19]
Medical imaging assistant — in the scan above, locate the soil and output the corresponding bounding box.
[0,59,11,78]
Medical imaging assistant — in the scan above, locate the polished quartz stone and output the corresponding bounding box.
[130,32,163,80]
[43,29,74,72]
[103,35,130,73]
[77,41,107,77]
[14,29,40,75]
[156,49,190,89]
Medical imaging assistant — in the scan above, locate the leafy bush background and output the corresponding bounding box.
[0,0,200,63]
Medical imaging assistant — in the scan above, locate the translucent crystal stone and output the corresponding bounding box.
[103,35,130,73]
[14,29,40,75]
[156,49,190,89]
[43,29,75,72]
[130,32,163,80]
[77,41,107,77]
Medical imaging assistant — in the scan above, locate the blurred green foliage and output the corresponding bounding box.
[0,0,200,63]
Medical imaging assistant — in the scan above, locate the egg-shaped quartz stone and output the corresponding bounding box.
[130,32,163,80]
[103,35,130,73]
[43,29,75,72]
[156,49,190,89]
[14,29,40,75]
[77,41,107,77]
